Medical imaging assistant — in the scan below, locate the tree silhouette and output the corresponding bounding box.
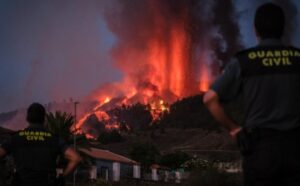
[158,95,223,131]
[45,111,92,165]
[159,151,191,169]
[107,103,153,131]
[129,142,160,174]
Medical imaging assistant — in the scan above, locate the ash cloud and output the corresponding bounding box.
[100,0,243,97]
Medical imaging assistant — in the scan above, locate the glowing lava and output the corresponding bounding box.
[75,1,215,138]
[75,96,112,130]
[149,99,169,121]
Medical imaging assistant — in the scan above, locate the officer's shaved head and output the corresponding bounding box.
[255,3,285,39]
[26,103,46,125]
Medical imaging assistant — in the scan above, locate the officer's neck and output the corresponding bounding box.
[28,123,44,128]
[257,37,282,46]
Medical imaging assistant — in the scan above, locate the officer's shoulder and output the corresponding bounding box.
[13,128,30,136]
[13,129,24,136]
[235,47,257,57]
[7,130,25,140]
[288,45,300,51]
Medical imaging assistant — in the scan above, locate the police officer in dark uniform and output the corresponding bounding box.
[0,103,81,186]
[203,3,300,186]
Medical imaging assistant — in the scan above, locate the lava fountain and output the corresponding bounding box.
[75,0,242,137]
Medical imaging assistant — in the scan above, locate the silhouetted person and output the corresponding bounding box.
[204,3,300,186]
[0,103,81,186]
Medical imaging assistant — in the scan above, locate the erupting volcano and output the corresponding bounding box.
[75,0,242,137]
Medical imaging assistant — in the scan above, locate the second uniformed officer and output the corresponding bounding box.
[0,103,81,186]
[204,3,300,186]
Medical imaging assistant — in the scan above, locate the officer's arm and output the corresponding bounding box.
[63,147,82,176]
[0,147,7,158]
[203,89,241,138]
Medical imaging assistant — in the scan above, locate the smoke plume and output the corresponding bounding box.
[99,0,242,101]
[1,0,300,130]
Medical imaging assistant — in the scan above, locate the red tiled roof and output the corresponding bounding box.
[80,148,138,165]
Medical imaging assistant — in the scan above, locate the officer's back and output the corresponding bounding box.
[236,44,300,130]
[10,126,64,185]
[0,103,81,186]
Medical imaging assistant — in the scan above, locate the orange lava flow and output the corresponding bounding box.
[85,133,95,139]
[105,123,120,130]
[94,110,110,121]
[75,96,111,130]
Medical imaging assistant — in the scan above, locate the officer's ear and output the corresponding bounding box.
[0,148,7,158]
[254,27,261,42]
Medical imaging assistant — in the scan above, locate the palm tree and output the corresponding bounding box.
[45,111,93,165]
[45,111,74,141]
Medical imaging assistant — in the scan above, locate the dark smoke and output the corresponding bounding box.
[100,0,243,96]
[212,0,243,68]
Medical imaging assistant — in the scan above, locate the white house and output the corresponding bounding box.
[80,148,141,181]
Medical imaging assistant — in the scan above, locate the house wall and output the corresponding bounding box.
[95,160,113,180]
[120,163,133,178]
[133,165,141,179]
[93,159,140,181]
[112,162,120,181]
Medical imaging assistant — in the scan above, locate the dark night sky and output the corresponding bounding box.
[0,0,299,113]
[0,0,122,112]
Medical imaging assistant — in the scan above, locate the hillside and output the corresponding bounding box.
[0,94,244,162]
[97,94,244,162]
[0,111,18,124]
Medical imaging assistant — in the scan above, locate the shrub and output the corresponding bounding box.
[186,168,243,186]
[78,178,112,186]
[159,152,191,169]
[181,158,214,171]
[129,142,160,172]
[98,130,124,144]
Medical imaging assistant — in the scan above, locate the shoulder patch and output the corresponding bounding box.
[236,45,300,77]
